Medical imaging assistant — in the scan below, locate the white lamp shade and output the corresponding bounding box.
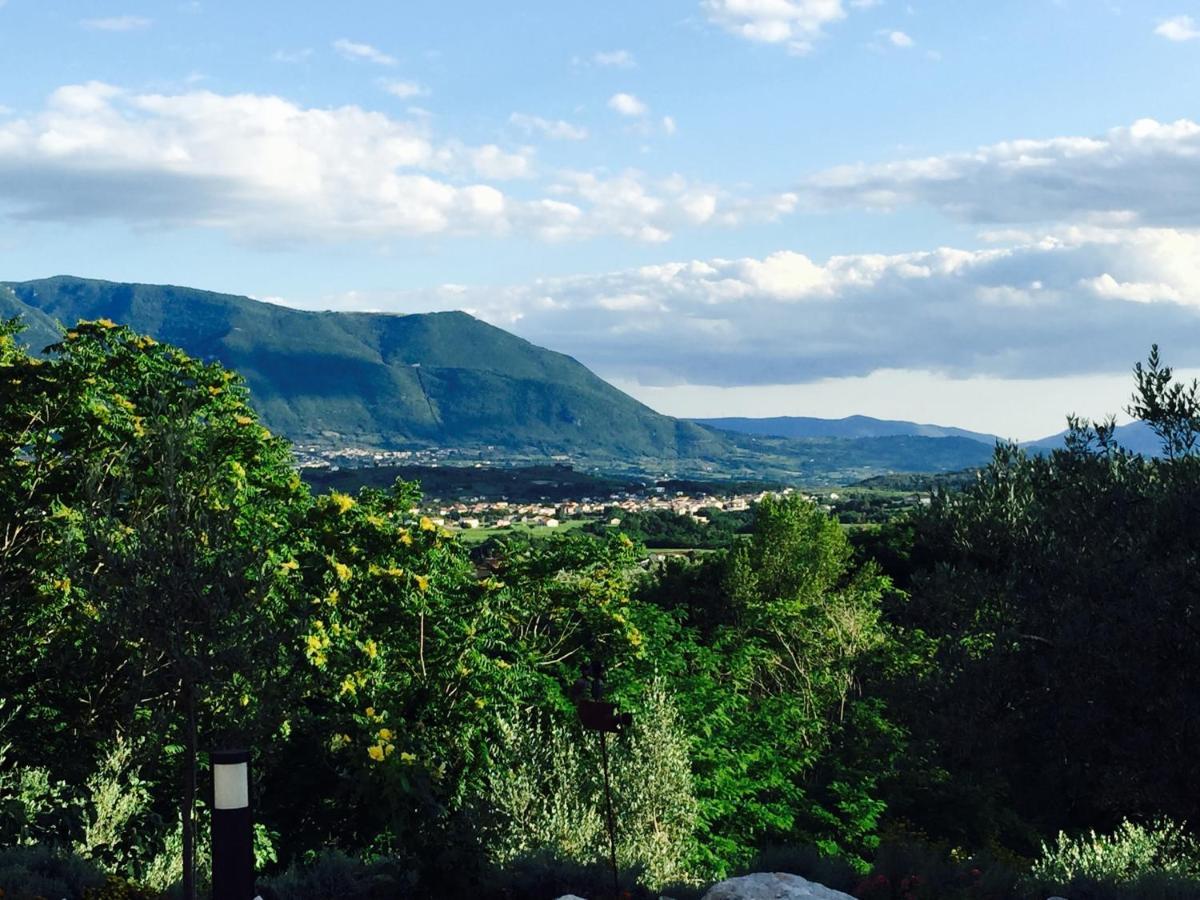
[214,761,249,810]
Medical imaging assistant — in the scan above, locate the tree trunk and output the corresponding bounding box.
[182,678,197,900]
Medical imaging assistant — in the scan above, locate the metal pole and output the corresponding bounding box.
[211,749,254,900]
[597,730,620,900]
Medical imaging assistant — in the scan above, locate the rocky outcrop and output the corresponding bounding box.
[701,872,856,900]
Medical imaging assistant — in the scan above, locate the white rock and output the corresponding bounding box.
[701,872,856,900]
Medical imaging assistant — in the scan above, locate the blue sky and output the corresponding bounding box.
[3,0,1200,438]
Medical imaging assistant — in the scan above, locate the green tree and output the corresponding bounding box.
[0,319,307,898]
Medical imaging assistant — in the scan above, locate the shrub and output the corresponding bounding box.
[259,851,416,900]
[0,845,107,900]
[481,682,700,890]
[1029,818,1200,885]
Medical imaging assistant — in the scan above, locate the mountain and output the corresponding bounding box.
[3,275,998,481]
[1024,420,1164,457]
[693,415,1001,444]
[3,275,729,463]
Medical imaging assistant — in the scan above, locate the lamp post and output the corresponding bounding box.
[571,660,632,900]
[211,749,254,900]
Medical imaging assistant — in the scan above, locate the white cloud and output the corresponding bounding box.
[608,92,648,117]
[702,0,847,54]
[662,115,677,135]
[538,169,795,242]
[593,49,636,67]
[1155,15,1200,41]
[887,30,914,47]
[804,117,1200,226]
[80,15,152,31]
[272,48,313,63]
[0,83,787,245]
[509,112,588,141]
[380,80,428,99]
[333,227,1200,396]
[333,39,397,66]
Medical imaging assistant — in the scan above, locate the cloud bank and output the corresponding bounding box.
[0,83,792,244]
[805,118,1200,226]
[351,227,1200,387]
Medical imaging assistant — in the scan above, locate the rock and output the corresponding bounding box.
[701,872,856,900]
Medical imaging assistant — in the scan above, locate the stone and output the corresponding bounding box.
[701,872,856,900]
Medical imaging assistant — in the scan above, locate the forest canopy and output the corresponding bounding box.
[3,320,1200,900]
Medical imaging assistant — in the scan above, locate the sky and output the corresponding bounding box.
[3,1,1200,439]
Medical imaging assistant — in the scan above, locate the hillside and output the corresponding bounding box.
[4,275,730,463]
[694,414,1000,443]
[1024,419,1164,457]
[3,275,997,481]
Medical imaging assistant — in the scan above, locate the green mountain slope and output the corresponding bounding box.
[3,275,729,461]
[3,275,997,481]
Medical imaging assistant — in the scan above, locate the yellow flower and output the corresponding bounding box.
[95,318,117,329]
[208,385,222,396]
[235,414,253,426]
[385,566,405,578]
[414,574,430,593]
[363,639,378,659]
[365,706,376,718]
[240,693,251,707]
[330,492,355,514]
[333,562,352,582]
[325,589,340,606]
[367,745,385,762]
[137,335,158,349]
[340,677,357,696]
[419,516,436,532]
[279,559,299,573]
[52,577,71,594]
[474,697,486,709]
[400,533,413,546]
[230,460,246,479]
[378,728,393,741]
[385,743,396,756]
[399,752,417,764]
[495,659,511,669]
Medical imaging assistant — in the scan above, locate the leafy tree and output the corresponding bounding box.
[0,319,306,899]
[872,348,1200,849]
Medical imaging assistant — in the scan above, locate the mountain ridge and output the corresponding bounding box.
[2,275,998,481]
[694,414,1002,444]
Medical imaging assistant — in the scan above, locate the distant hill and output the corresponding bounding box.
[1024,419,1164,457]
[3,275,998,482]
[694,415,1000,444]
[3,275,730,463]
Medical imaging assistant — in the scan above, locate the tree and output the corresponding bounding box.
[873,348,1200,849]
[0,319,307,899]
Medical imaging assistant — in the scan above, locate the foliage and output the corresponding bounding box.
[0,845,107,900]
[483,683,699,889]
[1029,819,1200,885]
[585,506,752,548]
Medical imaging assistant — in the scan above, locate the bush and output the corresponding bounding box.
[0,845,106,900]
[1029,819,1200,885]
[259,851,416,900]
[481,682,700,890]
